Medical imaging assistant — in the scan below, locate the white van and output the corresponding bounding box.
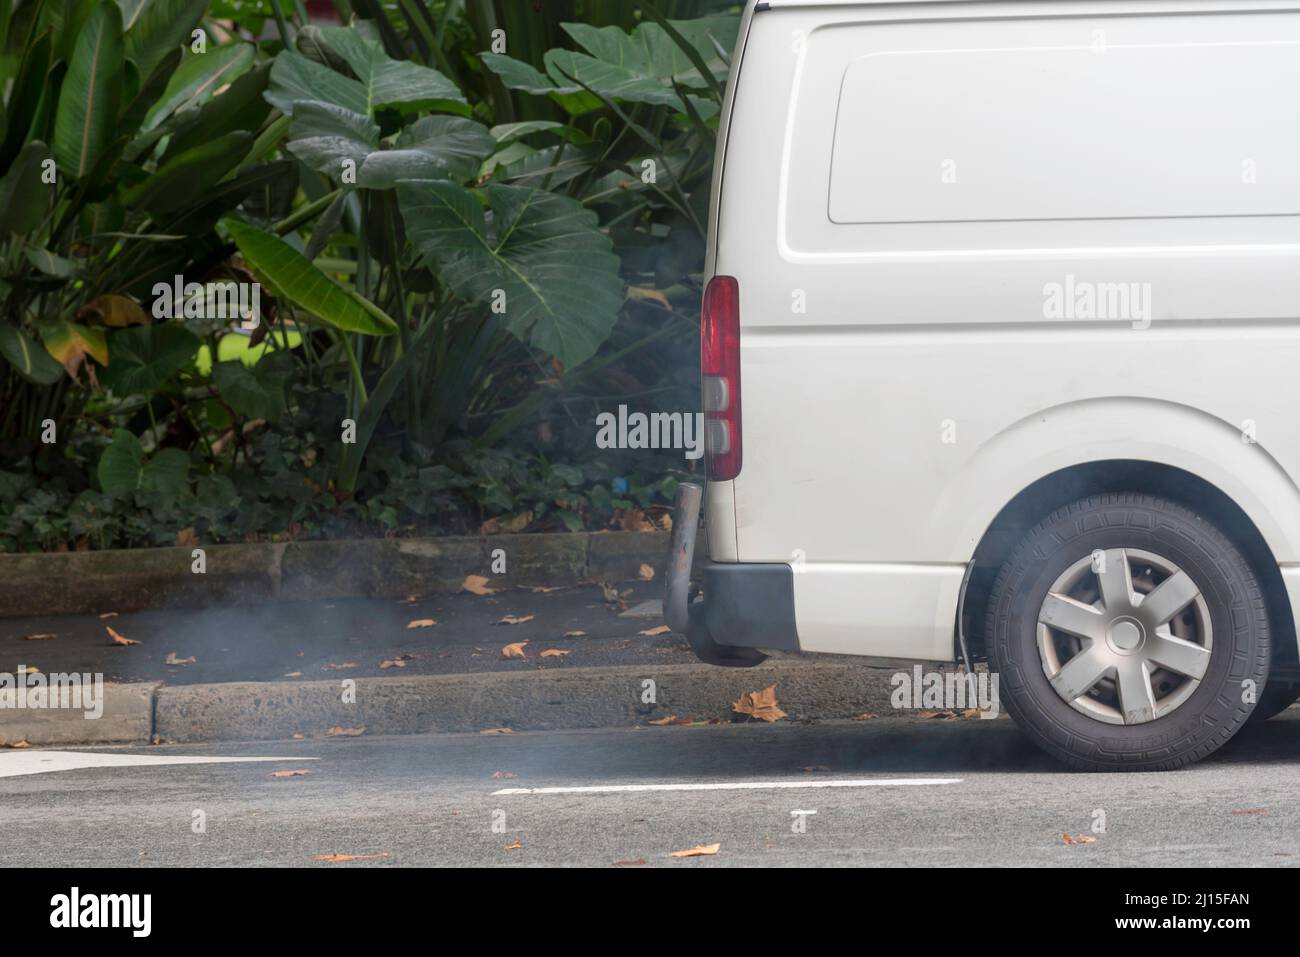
[665,0,1300,770]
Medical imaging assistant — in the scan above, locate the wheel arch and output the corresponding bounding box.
[947,399,1300,666]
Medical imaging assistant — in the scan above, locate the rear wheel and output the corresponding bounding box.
[985,493,1270,771]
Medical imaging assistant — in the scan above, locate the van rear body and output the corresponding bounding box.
[667,0,1300,769]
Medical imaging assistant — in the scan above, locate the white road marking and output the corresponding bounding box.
[0,751,317,778]
[493,777,962,796]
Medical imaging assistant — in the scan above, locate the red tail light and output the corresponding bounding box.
[701,275,741,481]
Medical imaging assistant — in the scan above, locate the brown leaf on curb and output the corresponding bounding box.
[22,633,56,641]
[405,619,437,629]
[638,625,671,636]
[525,585,564,593]
[732,685,787,723]
[670,843,721,858]
[164,652,196,666]
[614,857,647,866]
[851,712,880,721]
[539,648,571,658]
[501,641,529,659]
[107,626,140,646]
[461,574,499,596]
[1061,833,1098,845]
[322,662,358,671]
[649,714,694,726]
[326,726,366,737]
[315,852,390,862]
[562,630,587,637]
[497,615,534,626]
[638,563,655,580]
[270,770,311,778]
[505,841,522,850]
[1,740,32,749]
[479,727,513,735]
[284,672,303,678]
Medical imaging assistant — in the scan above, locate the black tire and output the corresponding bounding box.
[1248,680,1300,723]
[985,493,1270,771]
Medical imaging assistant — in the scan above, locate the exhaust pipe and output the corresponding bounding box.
[664,482,703,634]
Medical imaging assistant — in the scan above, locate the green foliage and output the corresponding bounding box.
[0,0,736,552]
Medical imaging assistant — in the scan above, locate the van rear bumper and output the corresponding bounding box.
[664,483,799,666]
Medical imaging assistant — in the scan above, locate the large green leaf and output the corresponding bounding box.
[123,131,253,213]
[0,142,52,236]
[143,41,255,131]
[284,100,380,177]
[97,428,190,494]
[0,323,65,385]
[318,25,467,116]
[397,181,624,367]
[265,50,369,117]
[119,0,207,82]
[52,1,125,180]
[358,116,495,189]
[0,30,51,172]
[223,218,397,336]
[483,17,736,115]
[212,349,294,420]
[286,103,494,189]
[100,323,200,394]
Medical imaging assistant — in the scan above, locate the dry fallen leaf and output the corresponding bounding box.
[326,726,366,737]
[539,648,571,658]
[270,770,311,778]
[480,727,513,735]
[405,619,436,629]
[615,858,648,866]
[648,715,679,725]
[733,684,787,723]
[315,852,390,863]
[175,527,199,548]
[22,633,55,641]
[1,740,32,749]
[562,630,587,637]
[638,625,672,636]
[98,612,118,619]
[107,626,140,646]
[164,652,196,666]
[284,672,304,678]
[322,662,358,671]
[505,841,522,850]
[670,843,721,858]
[379,659,408,669]
[461,574,499,596]
[638,563,655,580]
[501,641,529,659]
[497,615,535,626]
[525,585,563,593]
[851,712,880,721]
[1061,833,1098,845]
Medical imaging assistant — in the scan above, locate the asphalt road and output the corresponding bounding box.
[3,712,1298,867]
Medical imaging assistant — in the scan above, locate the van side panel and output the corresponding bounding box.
[716,0,1300,660]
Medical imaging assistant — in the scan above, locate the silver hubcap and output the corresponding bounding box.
[1036,548,1213,726]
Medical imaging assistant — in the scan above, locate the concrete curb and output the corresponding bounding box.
[0,682,157,746]
[0,530,680,618]
[1,662,908,746]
